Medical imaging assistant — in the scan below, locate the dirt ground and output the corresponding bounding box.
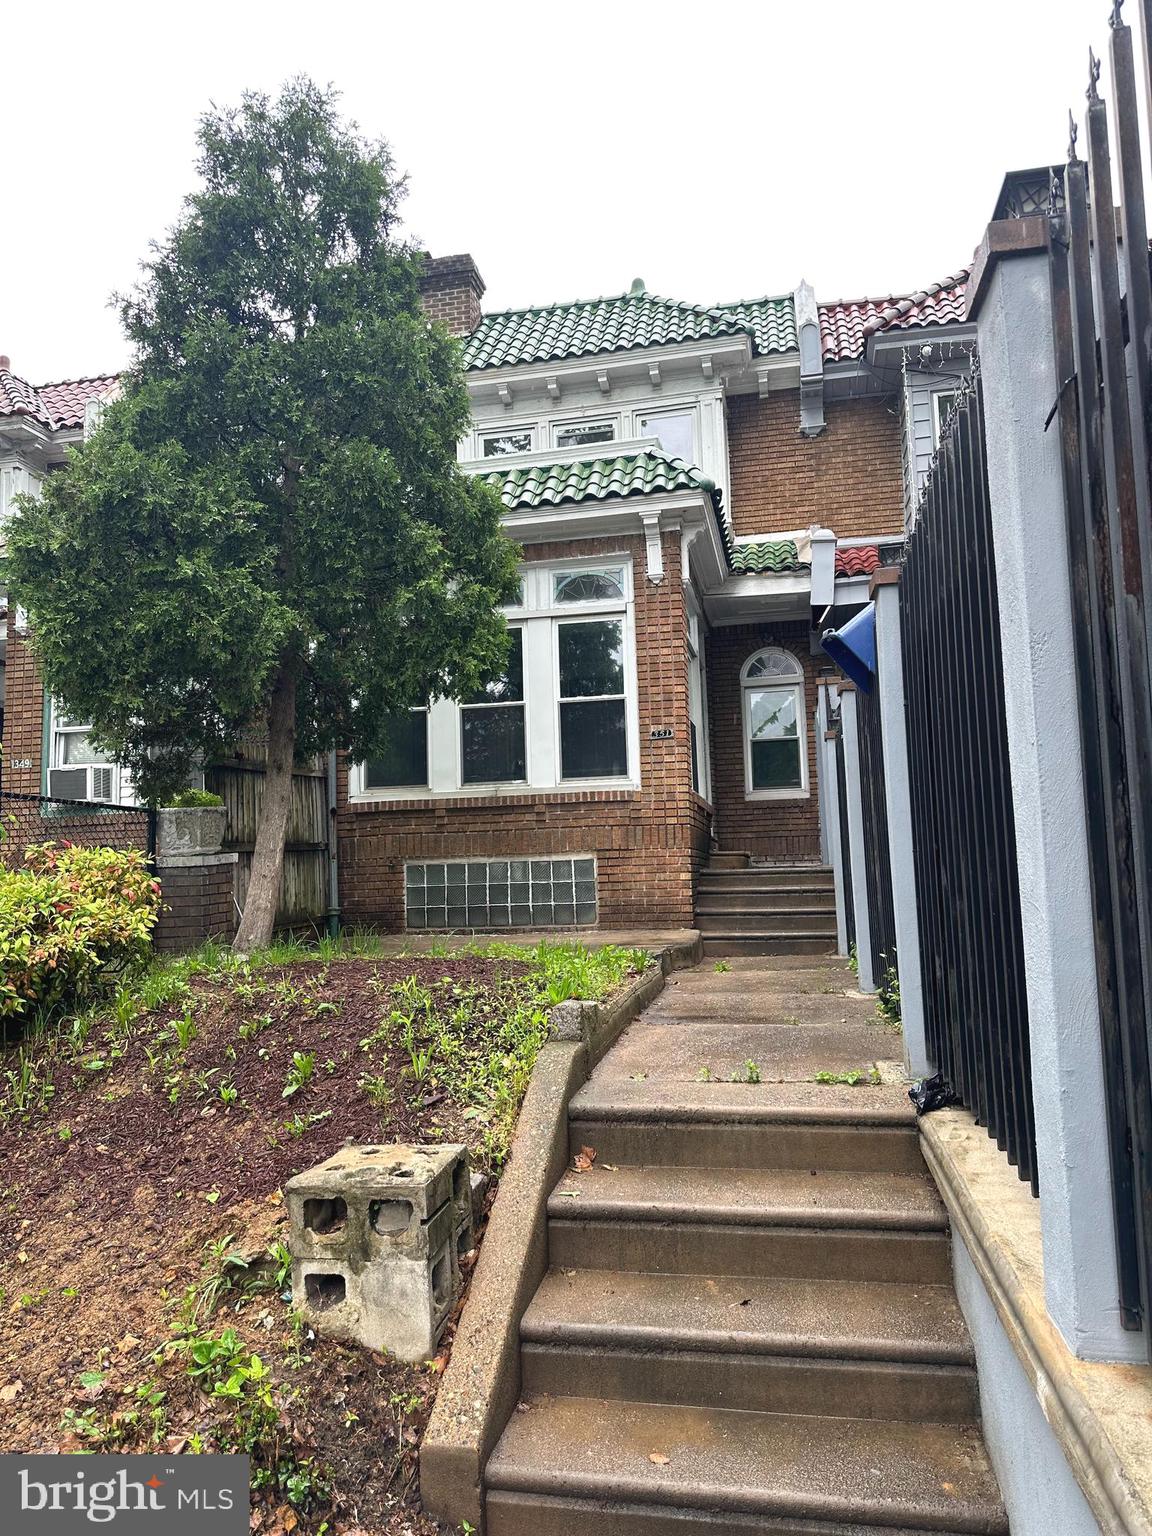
[0,953,555,1535]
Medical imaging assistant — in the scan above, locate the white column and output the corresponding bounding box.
[814,685,830,865]
[822,704,849,956]
[871,573,929,1076]
[975,245,1143,1361]
[839,685,875,994]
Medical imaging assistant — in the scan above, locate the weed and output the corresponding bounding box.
[876,962,901,1027]
[695,1066,713,1082]
[358,1074,393,1108]
[218,1079,238,1108]
[813,1069,865,1086]
[166,1004,198,1054]
[282,1051,316,1099]
[713,960,732,973]
[847,944,859,978]
[741,1060,762,1084]
[284,1109,332,1138]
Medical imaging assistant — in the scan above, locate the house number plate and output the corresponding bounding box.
[649,727,674,740]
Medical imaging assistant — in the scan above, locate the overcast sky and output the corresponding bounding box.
[3,0,1134,383]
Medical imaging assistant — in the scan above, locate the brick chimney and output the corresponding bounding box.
[419,254,485,336]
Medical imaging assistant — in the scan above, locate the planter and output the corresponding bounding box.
[157,805,227,857]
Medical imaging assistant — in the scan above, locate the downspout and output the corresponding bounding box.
[325,749,340,939]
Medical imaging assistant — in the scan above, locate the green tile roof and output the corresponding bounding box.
[730,540,808,574]
[480,450,719,512]
[461,283,796,372]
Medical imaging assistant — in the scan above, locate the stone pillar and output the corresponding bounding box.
[838,684,876,994]
[870,569,930,1077]
[971,224,1143,1361]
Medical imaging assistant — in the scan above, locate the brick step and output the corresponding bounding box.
[701,934,838,956]
[486,1397,1008,1536]
[696,909,838,934]
[701,867,834,888]
[521,1269,977,1422]
[567,1098,923,1175]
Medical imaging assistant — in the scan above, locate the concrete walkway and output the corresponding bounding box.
[589,951,907,1100]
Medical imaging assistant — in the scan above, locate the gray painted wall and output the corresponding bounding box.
[952,1237,1101,1536]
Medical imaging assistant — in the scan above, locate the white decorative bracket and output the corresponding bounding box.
[545,376,561,402]
[597,370,611,396]
[757,371,772,398]
[640,511,664,583]
[700,355,714,380]
[648,361,662,388]
[498,383,513,409]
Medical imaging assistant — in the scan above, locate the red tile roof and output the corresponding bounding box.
[0,364,119,430]
[835,544,880,578]
[818,270,970,362]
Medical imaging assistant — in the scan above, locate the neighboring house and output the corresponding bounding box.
[0,257,975,931]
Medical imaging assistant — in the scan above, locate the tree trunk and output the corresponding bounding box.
[233,661,298,953]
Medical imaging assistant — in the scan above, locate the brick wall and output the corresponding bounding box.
[337,531,712,931]
[3,610,44,794]
[706,620,822,861]
[154,856,238,953]
[419,254,485,337]
[727,391,904,540]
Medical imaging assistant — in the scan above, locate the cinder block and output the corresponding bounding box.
[286,1142,470,1361]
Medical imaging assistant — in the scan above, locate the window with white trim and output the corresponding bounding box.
[460,627,525,784]
[931,390,957,447]
[352,560,637,798]
[553,420,616,450]
[481,427,535,457]
[741,648,808,798]
[48,709,121,802]
[636,408,696,464]
[363,708,429,790]
[687,612,711,801]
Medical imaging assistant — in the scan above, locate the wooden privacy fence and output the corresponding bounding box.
[205,751,330,929]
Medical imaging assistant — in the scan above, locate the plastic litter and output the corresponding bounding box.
[908,1073,960,1115]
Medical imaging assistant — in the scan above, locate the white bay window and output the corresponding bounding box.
[353,560,638,798]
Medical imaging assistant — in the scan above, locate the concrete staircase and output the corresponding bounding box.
[696,853,837,958]
[484,1080,1007,1534]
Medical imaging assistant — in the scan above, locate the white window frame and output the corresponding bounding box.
[550,416,621,451]
[632,403,700,464]
[478,423,538,458]
[686,607,712,804]
[46,701,130,804]
[741,648,809,802]
[360,705,431,794]
[931,389,957,447]
[553,613,631,785]
[459,623,527,788]
[350,557,639,799]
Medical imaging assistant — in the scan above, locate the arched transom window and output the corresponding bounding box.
[741,647,808,798]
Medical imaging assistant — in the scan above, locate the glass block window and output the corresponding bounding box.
[405,856,597,929]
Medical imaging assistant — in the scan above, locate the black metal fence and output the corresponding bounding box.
[1044,2,1152,1332]
[0,791,156,871]
[901,369,1037,1192]
[856,682,896,988]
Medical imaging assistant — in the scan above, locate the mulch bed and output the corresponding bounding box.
[0,953,541,1534]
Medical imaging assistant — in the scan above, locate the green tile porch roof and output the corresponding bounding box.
[461,283,797,372]
[730,539,809,574]
[480,449,719,511]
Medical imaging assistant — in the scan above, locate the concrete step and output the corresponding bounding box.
[696,889,837,911]
[699,869,835,891]
[706,851,752,870]
[568,1090,923,1174]
[548,1164,947,1234]
[521,1269,977,1422]
[702,934,838,956]
[696,909,839,934]
[486,1396,1008,1535]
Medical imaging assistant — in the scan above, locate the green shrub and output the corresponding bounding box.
[164,789,224,809]
[0,844,161,1020]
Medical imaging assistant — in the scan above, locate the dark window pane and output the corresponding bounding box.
[465,630,523,705]
[559,620,624,698]
[561,699,627,779]
[751,737,802,789]
[555,423,615,449]
[483,431,532,456]
[462,704,526,784]
[365,710,427,788]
